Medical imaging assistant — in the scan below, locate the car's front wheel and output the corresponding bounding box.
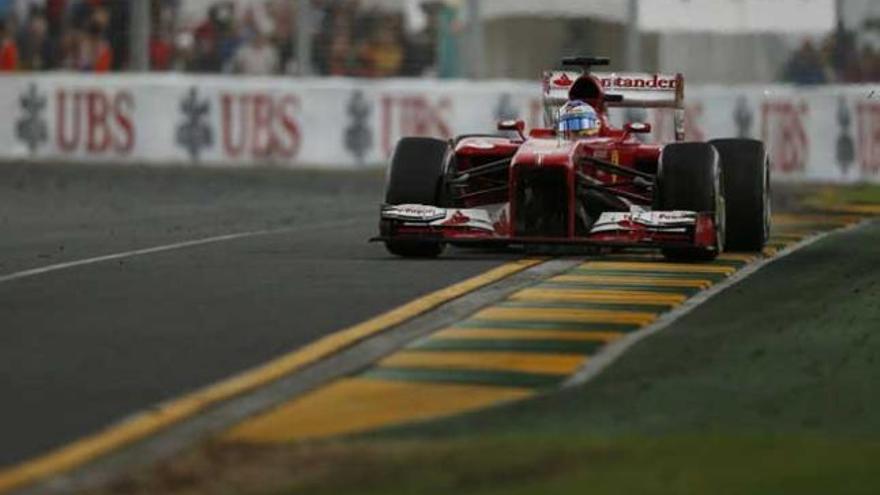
[383,137,450,258]
[656,142,726,261]
[710,138,770,252]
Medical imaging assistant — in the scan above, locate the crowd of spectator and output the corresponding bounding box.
[0,0,127,71]
[12,1,876,84]
[782,21,880,84]
[177,0,458,76]
[0,0,458,76]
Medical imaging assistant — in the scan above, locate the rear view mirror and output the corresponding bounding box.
[497,119,526,139]
[624,122,652,134]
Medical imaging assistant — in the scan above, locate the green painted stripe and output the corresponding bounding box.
[363,366,564,388]
[598,255,664,262]
[456,319,642,332]
[409,338,605,354]
[773,224,841,233]
[536,282,699,295]
[499,300,673,312]
[598,255,746,267]
[568,269,729,281]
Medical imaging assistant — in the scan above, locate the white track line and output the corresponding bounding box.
[563,219,872,388]
[0,219,360,285]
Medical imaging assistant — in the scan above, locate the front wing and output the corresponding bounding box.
[373,204,719,251]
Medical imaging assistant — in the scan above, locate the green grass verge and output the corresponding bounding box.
[814,184,880,206]
[280,435,880,495]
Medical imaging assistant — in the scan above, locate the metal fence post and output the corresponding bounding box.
[625,0,640,71]
[466,0,485,79]
[297,0,313,76]
[129,0,151,71]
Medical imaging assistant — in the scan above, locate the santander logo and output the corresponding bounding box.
[600,74,678,90]
[552,73,574,87]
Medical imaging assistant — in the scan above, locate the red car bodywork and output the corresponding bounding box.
[377,66,720,253]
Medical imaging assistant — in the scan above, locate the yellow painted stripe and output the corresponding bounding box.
[551,274,713,289]
[433,327,623,342]
[0,258,544,494]
[378,349,588,375]
[511,288,686,306]
[771,228,822,237]
[777,213,863,222]
[223,378,532,444]
[763,246,779,257]
[770,233,808,241]
[474,306,658,325]
[717,253,758,262]
[579,261,736,275]
[816,204,880,215]
[774,216,862,233]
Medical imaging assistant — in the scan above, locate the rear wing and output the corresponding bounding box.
[542,70,686,140]
[595,72,684,109]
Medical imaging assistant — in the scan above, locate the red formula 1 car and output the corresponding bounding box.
[374,56,770,260]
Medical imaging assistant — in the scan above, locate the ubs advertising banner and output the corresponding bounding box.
[0,73,877,183]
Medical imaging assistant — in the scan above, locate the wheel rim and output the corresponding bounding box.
[763,158,772,243]
[715,162,726,252]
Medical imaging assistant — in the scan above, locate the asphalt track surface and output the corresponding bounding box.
[0,162,519,468]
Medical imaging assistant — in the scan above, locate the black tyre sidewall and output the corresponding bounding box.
[657,142,724,260]
[385,137,450,205]
[710,138,769,251]
[383,137,450,258]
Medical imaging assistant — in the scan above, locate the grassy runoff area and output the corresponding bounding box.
[288,221,880,495]
[92,187,880,495]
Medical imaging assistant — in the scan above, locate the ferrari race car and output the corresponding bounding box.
[374,56,770,260]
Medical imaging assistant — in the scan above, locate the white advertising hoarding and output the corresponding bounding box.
[0,73,877,183]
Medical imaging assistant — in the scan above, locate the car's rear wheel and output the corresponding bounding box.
[656,142,725,261]
[710,138,770,252]
[383,137,450,258]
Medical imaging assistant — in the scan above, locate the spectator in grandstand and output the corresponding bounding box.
[189,24,221,72]
[782,40,828,85]
[69,20,112,72]
[213,2,241,69]
[44,0,65,36]
[17,10,53,70]
[400,0,442,76]
[185,2,234,73]
[103,0,131,70]
[266,0,296,73]
[361,17,404,77]
[827,20,859,82]
[15,0,42,20]
[228,26,278,75]
[0,18,18,71]
[861,45,880,82]
[326,26,356,76]
[150,29,174,70]
[319,4,359,76]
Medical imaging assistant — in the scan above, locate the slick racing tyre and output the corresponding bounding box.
[656,142,726,261]
[710,139,770,252]
[383,137,450,258]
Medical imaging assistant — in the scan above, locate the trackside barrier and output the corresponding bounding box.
[0,73,877,182]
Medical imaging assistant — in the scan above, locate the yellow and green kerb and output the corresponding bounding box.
[224,213,864,444]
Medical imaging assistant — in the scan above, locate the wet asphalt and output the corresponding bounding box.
[0,162,516,467]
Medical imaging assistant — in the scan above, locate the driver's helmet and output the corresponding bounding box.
[558,100,601,139]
